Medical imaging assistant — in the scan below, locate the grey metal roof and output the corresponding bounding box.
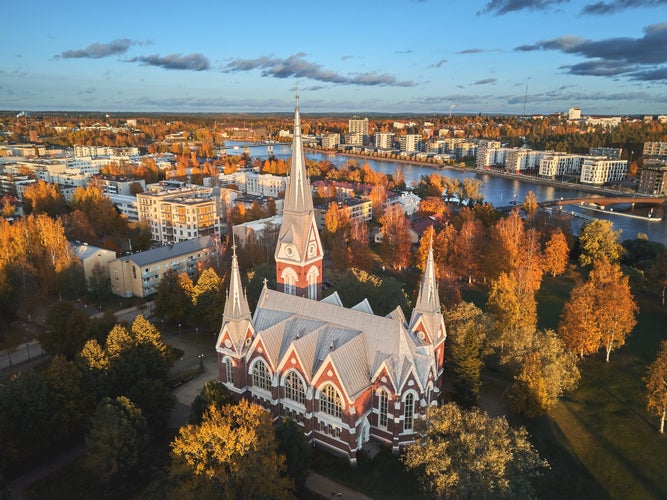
[120,236,215,267]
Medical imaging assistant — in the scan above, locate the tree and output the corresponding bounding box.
[191,268,225,333]
[522,190,539,217]
[558,280,602,359]
[42,300,91,359]
[169,400,294,499]
[589,258,638,362]
[85,396,150,484]
[275,417,312,492]
[644,340,667,433]
[189,380,235,425]
[578,219,624,266]
[511,330,580,417]
[379,204,413,270]
[542,228,570,277]
[154,269,193,325]
[22,180,67,217]
[647,248,667,306]
[403,403,547,499]
[445,302,489,407]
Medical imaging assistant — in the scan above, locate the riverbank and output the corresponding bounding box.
[304,146,648,200]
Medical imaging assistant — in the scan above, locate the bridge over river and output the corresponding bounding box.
[498,196,664,212]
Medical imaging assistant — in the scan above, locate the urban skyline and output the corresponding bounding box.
[2,0,666,115]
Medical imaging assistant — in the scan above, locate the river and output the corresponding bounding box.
[224,142,667,246]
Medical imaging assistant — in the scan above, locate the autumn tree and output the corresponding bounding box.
[558,280,602,359]
[403,403,547,499]
[169,400,294,499]
[542,228,570,277]
[511,330,580,417]
[42,300,91,359]
[644,340,667,433]
[647,248,667,306]
[578,219,624,266]
[189,380,235,425]
[22,180,67,217]
[522,190,539,218]
[379,204,413,270]
[191,268,225,333]
[154,269,193,325]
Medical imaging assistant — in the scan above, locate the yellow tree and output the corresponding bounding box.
[169,399,294,499]
[379,204,413,270]
[522,190,539,218]
[578,219,624,266]
[542,228,570,277]
[644,340,667,433]
[589,258,638,362]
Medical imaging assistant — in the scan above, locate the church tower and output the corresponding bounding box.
[274,93,323,299]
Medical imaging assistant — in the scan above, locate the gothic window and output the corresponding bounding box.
[282,268,298,295]
[319,384,342,418]
[252,359,272,391]
[284,371,305,405]
[404,393,415,431]
[307,266,319,299]
[378,390,389,428]
[224,358,234,384]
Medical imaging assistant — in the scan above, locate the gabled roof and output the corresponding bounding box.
[119,235,215,267]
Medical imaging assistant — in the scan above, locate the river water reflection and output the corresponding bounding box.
[226,142,667,245]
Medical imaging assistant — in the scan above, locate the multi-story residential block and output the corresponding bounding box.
[98,175,146,196]
[399,134,422,153]
[109,194,139,222]
[231,215,282,248]
[345,133,364,146]
[454,142,477,159]
[580,157,628,185]
[644,142,667,158]
[568,107,582,120]
[505,148,547,173]
[322,133,340,149]
[137,182,221,244]
[314,198,372,231]
[348,117,369,136]
[538,153,585,178]
[245,171,286,198]
[638,160,667,195]
[109,235,218,298]
[374,132,395,150]
[475,141,504,169]
[589,147,623,159]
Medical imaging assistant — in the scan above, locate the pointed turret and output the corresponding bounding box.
[414,242,440,315]
[274,92,324,299]
[224,244,251,321]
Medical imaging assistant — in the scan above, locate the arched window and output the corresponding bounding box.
[378,390,389,428]
[224,358,234,384]
[307,266,319,299]
[404,393,415,431]
[252,360,272,391]
[284,371,305,405]
[319,384,342,418]
[281,268,298,295]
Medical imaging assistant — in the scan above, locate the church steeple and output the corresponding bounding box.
[414,239,440,315]
[274,92,324,300]
[224,243,251,321]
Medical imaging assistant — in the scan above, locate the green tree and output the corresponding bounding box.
[644,340,667,433]
[189,380,235,425]
[403,403,547,499]
[327,268,409,317]
[275,417,312,492]
[154,268,193,325]
[445,302,489,407]
[578,219,624,266]
[169,400,294,499]
[42,300,91,360]
[85,396,150,484]
[191,268,225,333]
[647,248,667,306]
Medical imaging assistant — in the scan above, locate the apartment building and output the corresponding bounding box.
[589,147,622,159]
[348,117,369,136]
[538,153,585,178]
[109,236,218,298]
[638,160,667,195]
[314,198,373,231]
[137,182,221,244]
[505,149,547,173]
[374,132,395,150]
[580,157,628,185]
[644,142,667,158]
[322,133,341,149]
[399,134,422,153]
[475,141,504,169]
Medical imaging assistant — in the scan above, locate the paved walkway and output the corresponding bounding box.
[305,472,374,500]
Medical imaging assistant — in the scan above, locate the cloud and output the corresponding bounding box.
[56,39,142,59]
[430,59,447,68]
[581,0,667,15]
[515,22,667,81]
[78,88,96,96]
[224,53,414,87]
[457,48,485,54]
[395,50,414,54]
[480,0,567,15]
[127,53,210,71]
[473,78,497,85]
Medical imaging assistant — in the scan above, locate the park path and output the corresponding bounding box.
[305,472,374,500]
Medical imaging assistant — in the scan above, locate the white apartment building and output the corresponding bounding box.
[568,107,582,120]
[475,141,504,169]
[454,142,477,159]
[539,153,585,178]
[345,133,364,146]
[322,133,340,149]
[73,145,140,158]
[137,183,222,244]
[215,171,285,198]
[399,134,423,153]
[348,117,369,136]
[375,132,395,150]
[580,157,628,185]
[109,194,139,222]
[396,191,422,217]
[98,176,146,196]
[505,148,547,173]
[589,147,623,159]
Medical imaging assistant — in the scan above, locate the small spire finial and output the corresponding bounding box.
[295,80,299,107]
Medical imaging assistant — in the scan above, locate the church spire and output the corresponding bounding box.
[283,86,313,214]
[224,243,251,321]
[414,238,440,314]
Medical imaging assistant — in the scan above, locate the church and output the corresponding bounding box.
[215,97,446,465]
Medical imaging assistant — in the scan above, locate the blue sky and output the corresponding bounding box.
[2,0,666,115]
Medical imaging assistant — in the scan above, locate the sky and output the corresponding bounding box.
[1,0,666,115]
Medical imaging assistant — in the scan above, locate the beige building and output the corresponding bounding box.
[69,242,117,283]
[638,160,667,195]
[137,182,222,244]
[109,236,218,298]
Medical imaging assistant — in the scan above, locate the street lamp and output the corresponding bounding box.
[178,323,182,335]
[195,327,199,338]
[198,354,205,369]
